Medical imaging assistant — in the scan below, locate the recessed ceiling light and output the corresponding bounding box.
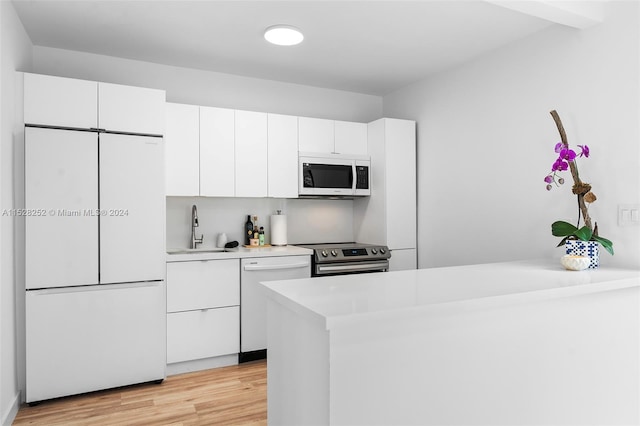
[264,25,304,46]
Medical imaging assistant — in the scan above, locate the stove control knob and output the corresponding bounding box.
[371,248,378,254]
[331,250,338,257]
[380,248,386,254]
[321,250,328,257]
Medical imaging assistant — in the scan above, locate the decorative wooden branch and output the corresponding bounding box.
[549,110,593,231]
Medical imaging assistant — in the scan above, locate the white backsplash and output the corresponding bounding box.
[166,197,354,249]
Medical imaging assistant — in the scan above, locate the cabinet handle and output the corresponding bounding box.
[243,262,309,271]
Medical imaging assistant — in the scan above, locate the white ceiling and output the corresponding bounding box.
[12,0,561,96]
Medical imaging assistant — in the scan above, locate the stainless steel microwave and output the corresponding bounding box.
[298,152,371,197]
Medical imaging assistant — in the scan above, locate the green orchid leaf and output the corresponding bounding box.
[551,221,578,237]
[555,236,569,248]
[574,226,593,241]
[592,235,614,255]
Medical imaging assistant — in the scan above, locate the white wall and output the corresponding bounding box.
[32,46,382,123]
[167,197,354,249]
[383,1,640,269]
[0,2,32,424]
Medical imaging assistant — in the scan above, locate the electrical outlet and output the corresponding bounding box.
[618,204,640,226]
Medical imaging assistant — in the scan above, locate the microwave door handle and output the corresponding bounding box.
[351,162,357,193]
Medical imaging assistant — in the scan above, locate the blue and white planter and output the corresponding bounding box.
[565,240,599,269]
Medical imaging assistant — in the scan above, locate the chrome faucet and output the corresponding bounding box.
[191,204,203,249]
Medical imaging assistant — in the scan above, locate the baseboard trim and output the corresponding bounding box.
[167,354,238,376]
[2,391,21,426]
[239,349,266,363]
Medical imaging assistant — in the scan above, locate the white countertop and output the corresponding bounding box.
[260,259,640,329]
[165,244,313,262]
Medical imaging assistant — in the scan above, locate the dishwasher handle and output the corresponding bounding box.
[243,261,310,272]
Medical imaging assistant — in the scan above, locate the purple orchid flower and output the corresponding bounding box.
[552,158,568,172]
[559,148,576,162]
[545,142,589,190]
[577,144,589,158]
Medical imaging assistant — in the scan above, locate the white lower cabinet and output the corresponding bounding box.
[167,259,239,311]
[389,248,417,271]
[166,259,240,364]
[167,306,239,363]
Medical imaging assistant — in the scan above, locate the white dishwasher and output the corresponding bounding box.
[240,255,310,361]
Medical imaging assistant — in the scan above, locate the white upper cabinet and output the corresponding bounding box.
[334,120,367,155]
[268,113,299,198]
[298,117,334,153]
[98,82,165,135]
[23,73,165,135]
[200,107,235,197]
[161,99,366,199]
[235,110,268,197]
[299,116,367,155]
[165,103,200,196]
[24,73,98,129]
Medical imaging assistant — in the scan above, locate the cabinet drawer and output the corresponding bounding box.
[167,259,239,312]
[167,307,239,363]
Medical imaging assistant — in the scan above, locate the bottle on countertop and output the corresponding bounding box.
[259,226,265,246]
[253,216,259,239]
[244,215,253,246]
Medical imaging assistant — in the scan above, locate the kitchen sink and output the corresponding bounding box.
[166,248,229,254]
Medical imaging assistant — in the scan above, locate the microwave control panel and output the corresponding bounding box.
[356,166,369,189]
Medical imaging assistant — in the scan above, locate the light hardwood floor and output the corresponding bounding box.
[13,360,267,426]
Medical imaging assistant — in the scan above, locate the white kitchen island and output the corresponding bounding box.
[261,259,639,426]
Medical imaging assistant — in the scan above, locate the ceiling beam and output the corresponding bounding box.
[484,0,605,29]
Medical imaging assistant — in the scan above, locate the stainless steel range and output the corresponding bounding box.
[297,243,391,276]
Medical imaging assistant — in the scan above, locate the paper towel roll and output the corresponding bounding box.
[270,214,287,246]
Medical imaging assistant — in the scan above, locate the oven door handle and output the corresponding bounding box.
[317,261,389,274]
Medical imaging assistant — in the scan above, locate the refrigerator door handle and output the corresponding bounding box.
[28,281,164,295]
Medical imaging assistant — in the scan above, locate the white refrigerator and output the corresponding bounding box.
[25,126,166,403]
